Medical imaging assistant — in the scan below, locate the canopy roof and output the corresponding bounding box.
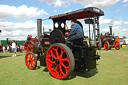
[49,7,104,20]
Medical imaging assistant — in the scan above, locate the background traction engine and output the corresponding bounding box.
[25,7,103,80]
[24,35,38,53]
[100,26,120,50]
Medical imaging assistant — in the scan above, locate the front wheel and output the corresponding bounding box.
[46,43,75,79]
[25,52,37,70]
[115,41,120,50]
[104,41,110,50]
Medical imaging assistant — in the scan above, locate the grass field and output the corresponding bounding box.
[0,46,128,85]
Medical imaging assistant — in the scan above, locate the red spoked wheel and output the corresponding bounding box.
[115,41,120,50]
[104,41,110,50]
[24,41,34,53]
[46,43,75,79]
[25,52,37,70]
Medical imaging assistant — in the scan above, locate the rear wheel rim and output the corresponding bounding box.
[46,45,70,79]
[25,53,35,69]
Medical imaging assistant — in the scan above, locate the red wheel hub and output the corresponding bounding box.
[25,53,35,69]
[46,45,70,79]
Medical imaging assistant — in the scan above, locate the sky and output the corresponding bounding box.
[0,0,128,40]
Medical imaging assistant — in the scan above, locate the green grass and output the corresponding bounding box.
[0,46,128,85]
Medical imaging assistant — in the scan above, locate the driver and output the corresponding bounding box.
[66,18,84,49]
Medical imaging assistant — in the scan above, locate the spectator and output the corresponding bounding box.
[6,44,9,53]
[20,45,23,53]
[9,41,12,52]
[16,45,19,52]
[0,45,3,52]
[3,46,6,53]
[12,40,16,57]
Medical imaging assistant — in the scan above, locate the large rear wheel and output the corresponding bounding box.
[25,52,37,70]
[46,43,75,79]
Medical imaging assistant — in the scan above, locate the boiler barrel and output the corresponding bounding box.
[33,42,42,54]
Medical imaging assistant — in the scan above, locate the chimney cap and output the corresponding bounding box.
[37,19,42,21]
[109,26,112,28]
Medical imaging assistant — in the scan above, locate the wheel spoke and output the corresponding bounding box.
[30,63,32,68]
[60,58,69,63]
[47,58,55,64]
[31,60,35,62]
[55,64,59,70]
[60,62,69,69]
[29,62,31,66]
[47,62,52,68]
[31,55,34,58]
[30,55,33,61]
[50,50,57,59]
[29,54,32,59]
[51,68,58,75]
[59,65,66,76]
[27,55,31,60]
[31,62,35,66]
[26,60,28,62]
[51,68,55,71]
[47,55,52,58]
[50,65,59,76]
[53,48,59,58]
[60,63,69,74]
[60,50,64,58]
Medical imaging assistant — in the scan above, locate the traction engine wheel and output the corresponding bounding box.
[115,41,120,50]
[24,41,34,53]
[104,41,110,50]
[25,52,37,70]
[46,43,75,79]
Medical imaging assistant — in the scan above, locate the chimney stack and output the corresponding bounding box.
[109,26,112,35]
[37,19,42,40]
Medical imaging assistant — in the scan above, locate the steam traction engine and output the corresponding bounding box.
[25,7,104,79]
[24,35,38,53]
[101,26,120,50]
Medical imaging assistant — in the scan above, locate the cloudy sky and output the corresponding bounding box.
[0,0,128,40]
